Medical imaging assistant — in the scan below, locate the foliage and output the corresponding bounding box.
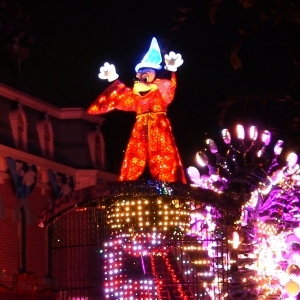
[172,0,300,148]
[175,0,300,74]
[0,0,34,62]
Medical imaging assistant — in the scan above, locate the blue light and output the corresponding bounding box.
[135,37,162,72]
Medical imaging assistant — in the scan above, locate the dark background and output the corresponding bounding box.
[1,0,300,174]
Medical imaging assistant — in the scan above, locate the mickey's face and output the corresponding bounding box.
[133,68,158,97]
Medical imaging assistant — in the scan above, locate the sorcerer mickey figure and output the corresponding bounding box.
[88,37,186,183]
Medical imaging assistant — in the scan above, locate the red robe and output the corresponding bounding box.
[88,73,186,183]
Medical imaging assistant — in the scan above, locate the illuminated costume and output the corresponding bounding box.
[88,38,186,183]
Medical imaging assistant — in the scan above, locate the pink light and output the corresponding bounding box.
[186,166,201,184]
[274,140,284,155]
[261,130,271,145]
[206,139,218,154]
[222,128,231,144]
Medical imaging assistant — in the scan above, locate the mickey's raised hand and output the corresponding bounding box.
[164,52,183,72]
[98,62,119,82]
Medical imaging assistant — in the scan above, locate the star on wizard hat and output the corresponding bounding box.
[135,37,162,72]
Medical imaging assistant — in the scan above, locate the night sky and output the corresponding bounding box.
[1,0,300,174]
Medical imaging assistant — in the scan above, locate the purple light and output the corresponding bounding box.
[261,130,271,145]
[206,139,218,154]
[141,255,146,275]
[274,140,284,155]
[222,129,231,144]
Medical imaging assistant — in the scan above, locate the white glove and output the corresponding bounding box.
[164,51,183,72]
[98,62,119,82]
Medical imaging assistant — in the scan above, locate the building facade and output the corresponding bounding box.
[0,82,118,299]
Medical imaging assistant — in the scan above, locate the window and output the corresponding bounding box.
[19,207,26,272]
[15,199,33,272]
[87,126,105,170]
[18,113,25,150]
[44,122,52,158]
[37,115,54,159]
[9,104,28,151]
[95,135,102,167]
[0,195,5,219]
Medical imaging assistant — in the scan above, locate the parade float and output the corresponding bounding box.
[84,38,300,299]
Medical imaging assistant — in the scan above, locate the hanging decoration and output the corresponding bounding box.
[47,169,74,200]
[87,37,186,183]
[6,157,37,200]
[37,170,74,227]
[186,124,300,299]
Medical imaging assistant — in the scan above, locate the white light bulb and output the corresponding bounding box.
[196,151,209,167]
[249,126,258,141]
[287,152,298,168]
[236,124,245,140]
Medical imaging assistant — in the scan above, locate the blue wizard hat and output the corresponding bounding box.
[135,37,162,72]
